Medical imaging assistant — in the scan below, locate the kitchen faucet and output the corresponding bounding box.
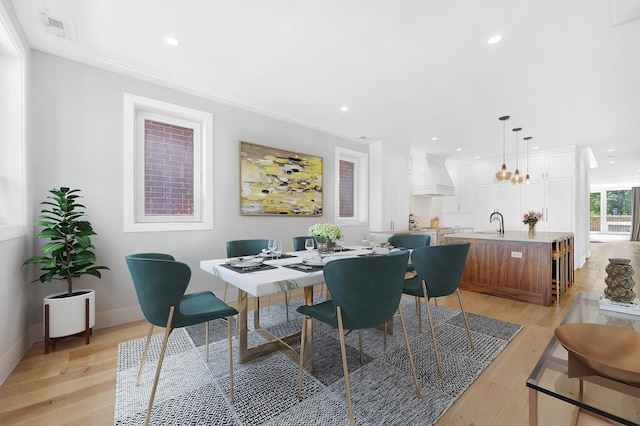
[489,210,504,234]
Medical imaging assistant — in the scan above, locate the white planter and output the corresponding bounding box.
[43,289,95,339]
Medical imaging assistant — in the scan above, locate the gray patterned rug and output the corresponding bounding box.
[114,296,521,425]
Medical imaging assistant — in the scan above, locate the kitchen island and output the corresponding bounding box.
[445,231,574,306]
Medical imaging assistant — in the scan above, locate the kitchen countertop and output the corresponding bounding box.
[446,230,573,243]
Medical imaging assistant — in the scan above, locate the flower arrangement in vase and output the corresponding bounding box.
[308,223,343,242]
[523,210,542,234]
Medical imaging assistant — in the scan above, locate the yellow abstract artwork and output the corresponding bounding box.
[240,141,323,216]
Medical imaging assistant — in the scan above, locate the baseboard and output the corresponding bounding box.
[0,332,30,386]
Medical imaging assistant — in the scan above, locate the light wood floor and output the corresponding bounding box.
[1,240,638,425]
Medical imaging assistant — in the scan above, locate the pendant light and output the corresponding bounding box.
[495,116,512,181]
[512,127,524,184]
[523,136,532,184]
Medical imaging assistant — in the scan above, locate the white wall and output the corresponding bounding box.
[23,52,367,347]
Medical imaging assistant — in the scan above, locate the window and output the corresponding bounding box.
[339,160,355,217]
[123,94,213,232]
[335,147,367,224]
[0,11,26,241]
[589,189,631,234]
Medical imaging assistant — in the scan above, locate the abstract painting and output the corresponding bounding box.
[240,141,323,215]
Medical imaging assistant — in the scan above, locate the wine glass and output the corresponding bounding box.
[361,233,369,248]
[305,238,315,257]
[335,237,344,252]
[268,239,276,260]
[369,234,377,249]
[273,240,283,259]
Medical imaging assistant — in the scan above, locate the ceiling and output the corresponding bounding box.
[10,0,640,189]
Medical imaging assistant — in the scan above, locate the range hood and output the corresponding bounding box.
[411,152,456,197]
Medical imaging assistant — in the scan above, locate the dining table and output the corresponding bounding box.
[200,246,393,368]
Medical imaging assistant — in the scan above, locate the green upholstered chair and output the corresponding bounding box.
[296,251,421,425]
[407,242,474,377]
[225,239,289,319]
[388,233,431,272]
[224,239,270,301]
[125,253,238,426]
[292,236,317,251]
[387,233,431,249]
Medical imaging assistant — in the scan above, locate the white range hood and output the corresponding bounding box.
[411,152,456,197]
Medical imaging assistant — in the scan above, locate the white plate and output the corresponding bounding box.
[229,258,263,267]
[303,258,324,266]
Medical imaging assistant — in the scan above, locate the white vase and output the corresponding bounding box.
[43,289,95,351]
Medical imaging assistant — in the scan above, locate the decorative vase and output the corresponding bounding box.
[317,241,336,254]
[604,258,635,303]
[528,222,536,237]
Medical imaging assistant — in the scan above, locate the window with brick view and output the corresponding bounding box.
[144,120,194,216]
[339,160,355,217]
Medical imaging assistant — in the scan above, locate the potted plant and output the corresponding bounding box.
[24,187,109,353]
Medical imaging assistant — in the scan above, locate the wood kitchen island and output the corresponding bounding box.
[445,231,574,306]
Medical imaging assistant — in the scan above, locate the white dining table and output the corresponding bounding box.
[200,247,377,365]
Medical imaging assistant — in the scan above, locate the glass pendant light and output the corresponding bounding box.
[523,136,532,184]
[495,116,512,181]
[512,127,524,184]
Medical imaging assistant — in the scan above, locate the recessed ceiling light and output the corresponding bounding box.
[431,137,438,141]
[475,156,481,159]
[607,149,615,152]
[165,37,181,46]
[456,148,462,152]
[532,146,540,150]
[488,35,502,44]
[340,106,349,112]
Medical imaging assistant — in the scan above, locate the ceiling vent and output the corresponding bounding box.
[40,12,73,40]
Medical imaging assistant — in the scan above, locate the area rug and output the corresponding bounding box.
[114,297,522,425]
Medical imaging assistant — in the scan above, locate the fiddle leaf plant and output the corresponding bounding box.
[24,187,109,295]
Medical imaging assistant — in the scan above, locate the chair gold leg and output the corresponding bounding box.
[398,305,422,398]
[136,324,155,386]
[297,315,307,400]
[456,289,475,350]
[205,321,210,363]
[227,316,234,402]
[416,296,422,333]
[336,306,354,426]
[223,282,229,302]
[144,306,175,426]
[422,281,443,378]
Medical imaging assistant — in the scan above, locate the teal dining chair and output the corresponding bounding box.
[224,238,270,301]
[388,233,430,272]
[296,251,422,425]
[125,253,238,426]
[292,236,317,251]
[387,233,431,250]
[225,239,289,319]
[406,242,474,377]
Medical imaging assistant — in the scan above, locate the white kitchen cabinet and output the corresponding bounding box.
[370,141,410,232]
[497,183,523,231]
[443,165,473,214]
[473,184,498,231]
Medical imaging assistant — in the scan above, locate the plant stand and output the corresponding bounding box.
[43,289,95,354]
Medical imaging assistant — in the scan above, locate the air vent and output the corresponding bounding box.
[40,11,72,40]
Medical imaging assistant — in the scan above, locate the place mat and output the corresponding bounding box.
[220,263,278,274]
[282,263,324,273]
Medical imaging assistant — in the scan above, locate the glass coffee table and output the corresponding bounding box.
[527,291,640,426]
